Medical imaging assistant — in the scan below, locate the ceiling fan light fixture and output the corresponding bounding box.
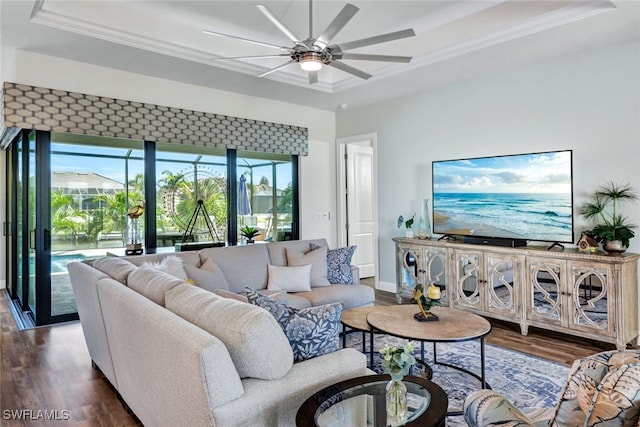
[299,52,323,71]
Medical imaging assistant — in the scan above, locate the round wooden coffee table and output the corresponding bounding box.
[366,305,492,415]
[341,306,377,367]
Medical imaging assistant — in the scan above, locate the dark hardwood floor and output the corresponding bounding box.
[1,289,631,425]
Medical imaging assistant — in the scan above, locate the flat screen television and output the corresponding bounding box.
[432,150,574,244]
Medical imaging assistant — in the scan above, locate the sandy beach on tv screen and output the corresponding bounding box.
[434,212,524,239]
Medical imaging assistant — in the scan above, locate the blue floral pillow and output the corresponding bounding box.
[311,244,357,284]
[245,288,343,362]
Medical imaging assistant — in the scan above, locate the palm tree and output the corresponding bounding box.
[158,170,186,231]
[51,190,87,243]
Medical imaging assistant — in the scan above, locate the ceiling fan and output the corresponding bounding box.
[204,0,416,84]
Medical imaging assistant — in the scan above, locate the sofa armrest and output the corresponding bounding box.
[97,279,244,427]
[463,389,552,427]
[68,262,118,387]
[350,264,360,284]
[212,348,369,427]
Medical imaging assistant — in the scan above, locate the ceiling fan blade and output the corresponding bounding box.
[256,4,303,45]
[203,30,290,51]
[335,29,416,51]
[210,54,291,61]
[314,3,359,48]
[339,53,412,63]
[308,70,318,85]
[329,60,372,80]
[258,60,295,78]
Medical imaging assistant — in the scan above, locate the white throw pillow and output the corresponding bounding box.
[142,255,188,280]
[267,264,312,292]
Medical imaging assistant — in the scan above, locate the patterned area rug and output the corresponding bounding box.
[343,332,569,426]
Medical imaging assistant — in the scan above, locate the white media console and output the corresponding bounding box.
[393,237,640,350]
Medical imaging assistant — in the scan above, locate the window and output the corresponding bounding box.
[155,143,228,248]
[237,151,294,242]
[50,133,144,315]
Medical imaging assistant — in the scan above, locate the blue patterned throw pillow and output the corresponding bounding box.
[311,244,357,284]
[245,288,343,362]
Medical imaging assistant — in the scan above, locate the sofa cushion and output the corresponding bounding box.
[267,264,312,292]
[286,246,330,287]
[183,258,230,292]
[91,257,136,284]
[294,284,375,310]
[285,293,313,309]
[312,244,357,284]
[142,255,188,280]
[200,244,271,293]
[165,284,293,380]
[127,265,186,306]
[245,288,342,362]
[214,289,289,305]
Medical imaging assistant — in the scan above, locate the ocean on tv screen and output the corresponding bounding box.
[433,192,573,243]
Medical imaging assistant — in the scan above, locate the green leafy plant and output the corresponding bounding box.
[579,181,638,248]
[397,213,415,229]
[240,225,260,240]
[379,343,416,381]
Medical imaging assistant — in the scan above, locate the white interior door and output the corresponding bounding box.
[337,134,378,279]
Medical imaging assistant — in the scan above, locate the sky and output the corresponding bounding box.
[50,143,291,189]
[432,150,572,194]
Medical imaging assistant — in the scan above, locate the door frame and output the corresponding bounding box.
[336,133,379,285]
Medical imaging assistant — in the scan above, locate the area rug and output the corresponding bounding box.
[343,332,569,426]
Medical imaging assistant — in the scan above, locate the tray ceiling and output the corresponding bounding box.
[2,0,639,111]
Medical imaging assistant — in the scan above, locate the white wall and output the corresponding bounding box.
[0,51,339,287]
[337,40,640,288]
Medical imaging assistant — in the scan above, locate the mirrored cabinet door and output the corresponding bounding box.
[396,245,422,303]
[485,254,520,317]
[424,248,448,305]
[568,261,613,336]
[527,257,565,327]
[451,250,482,310]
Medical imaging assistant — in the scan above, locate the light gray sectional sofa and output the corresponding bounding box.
[68,238,375,426]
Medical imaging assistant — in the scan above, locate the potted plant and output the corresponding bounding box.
[397,213,415,238]
[579,181,638,254]
[240,225,260,244]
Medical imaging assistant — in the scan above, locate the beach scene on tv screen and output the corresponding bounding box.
[432,151,573,243]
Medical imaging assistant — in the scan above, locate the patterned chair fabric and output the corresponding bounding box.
[463,350,640,427]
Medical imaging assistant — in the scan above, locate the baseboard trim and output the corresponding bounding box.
[377,280,395,293]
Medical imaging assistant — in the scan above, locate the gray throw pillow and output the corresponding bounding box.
[91,257,136,284]
[183,259,230,292]
[286,246,330,287]
[245,287,342,362]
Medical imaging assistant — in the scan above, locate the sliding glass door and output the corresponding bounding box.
[5,130,299,326]
[9,130,39,324]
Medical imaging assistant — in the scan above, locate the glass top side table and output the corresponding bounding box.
[296,374,448,427]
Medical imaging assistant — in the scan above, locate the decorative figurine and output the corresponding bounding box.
[413,283,442,321]
[126,204,145,255]
[577,232,598,253]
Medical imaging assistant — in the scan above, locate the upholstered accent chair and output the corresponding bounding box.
[464,350,640,427]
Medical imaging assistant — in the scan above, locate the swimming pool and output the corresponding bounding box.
[51,254,88,274]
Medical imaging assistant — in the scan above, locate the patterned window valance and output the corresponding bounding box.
[0,82,308,155]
